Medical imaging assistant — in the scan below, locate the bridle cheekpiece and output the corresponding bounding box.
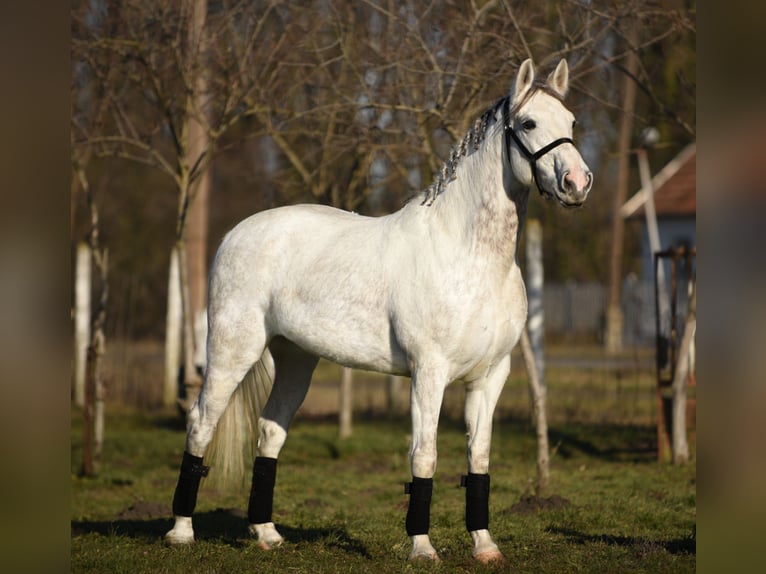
[503,97,574,198]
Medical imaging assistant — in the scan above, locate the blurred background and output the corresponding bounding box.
[70,0,695,414]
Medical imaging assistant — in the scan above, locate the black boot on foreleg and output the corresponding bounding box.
[405,476,439,560]
[461,472,503,563]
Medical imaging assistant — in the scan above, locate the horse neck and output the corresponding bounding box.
[428,131,530,268]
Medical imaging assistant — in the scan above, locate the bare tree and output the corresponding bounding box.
[72,1,695,430]
[72,0,301,409]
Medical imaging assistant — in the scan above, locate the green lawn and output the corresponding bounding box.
[71,406,695,573]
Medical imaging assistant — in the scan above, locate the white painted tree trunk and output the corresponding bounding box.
[164,247,183,407]
[526,220,545,384]
[339,367,353,438]
[74,242,91,407]
[672,285,695,464]
[523,219,549,495]
[178,241,202,409]
[83,248,108,477]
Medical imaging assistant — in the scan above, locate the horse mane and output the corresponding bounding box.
[419,95,508,206]
[418,83,564,206]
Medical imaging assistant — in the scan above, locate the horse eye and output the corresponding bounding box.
[572,120,578,130]
[522,119,536,131]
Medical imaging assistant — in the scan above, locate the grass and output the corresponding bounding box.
[71,403,695,573]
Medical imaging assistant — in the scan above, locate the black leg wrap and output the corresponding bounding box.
[461,473,490,532]
[404,476,433,536]
[171,451,209,517]
[248,457,278,524]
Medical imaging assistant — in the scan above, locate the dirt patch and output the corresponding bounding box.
[509,494,571,515]
[115,500,170,521]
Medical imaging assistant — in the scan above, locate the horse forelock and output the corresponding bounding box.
[509,83,565,117]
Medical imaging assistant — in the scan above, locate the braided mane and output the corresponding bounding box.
[420,83,564,206]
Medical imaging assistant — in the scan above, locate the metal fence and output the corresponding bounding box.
[543,280,657,345]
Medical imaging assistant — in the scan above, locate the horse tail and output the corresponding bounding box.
[203,349,275,491]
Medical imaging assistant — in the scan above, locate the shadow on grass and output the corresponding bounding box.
[549,526,696,556]
[548,424,657,463]
[71,508,372,558]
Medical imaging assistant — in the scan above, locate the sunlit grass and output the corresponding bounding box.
[72,402,695,573]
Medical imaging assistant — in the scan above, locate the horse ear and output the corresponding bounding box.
[511,59,535,107]
[546,59,569,98]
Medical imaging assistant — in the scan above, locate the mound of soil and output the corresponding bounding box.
[509,494,571,516]
[116,500,170,521]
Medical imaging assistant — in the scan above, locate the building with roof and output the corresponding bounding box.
[618,143,696,345]
[621,143,696,283]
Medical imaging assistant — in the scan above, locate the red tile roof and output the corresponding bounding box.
[621,144,696,219]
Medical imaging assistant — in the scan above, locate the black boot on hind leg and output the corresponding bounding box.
[247,456,284,549]
[165,451,210,545]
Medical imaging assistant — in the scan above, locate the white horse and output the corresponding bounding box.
[166,58,592,563]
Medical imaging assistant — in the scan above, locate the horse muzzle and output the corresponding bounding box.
[556,168,592,208]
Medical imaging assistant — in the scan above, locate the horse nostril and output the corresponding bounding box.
[562,171,577,193]
[563,170,591,196]
[584,171,593,193]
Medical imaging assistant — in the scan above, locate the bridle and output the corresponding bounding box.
[503,98,574,197]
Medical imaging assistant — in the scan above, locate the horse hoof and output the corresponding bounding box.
[408,550,440,562]
[474,549,504,564]
[257,539,283,551]
[249,522,284,550]
[164,530,194,546]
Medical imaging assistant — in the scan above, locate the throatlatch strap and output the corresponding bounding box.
[405,476,434,536]
[248,457,278,524]
[172,451,210,517]
[461,473,490,532]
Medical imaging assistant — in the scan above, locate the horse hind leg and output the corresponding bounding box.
[165,329,268,546]
[248,337,318,550]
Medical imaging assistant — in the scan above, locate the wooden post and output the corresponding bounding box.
[638,147,671,353]
[523,219,549,495]
[164,246,183,407]
[339,366,353,438]
[73,242,91,407]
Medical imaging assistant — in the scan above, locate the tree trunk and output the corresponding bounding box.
[605,22,639,354]
[525,219,544,384]
[82,249,108,477]
[73,242,91,407]
[672,284,695,464]
[339,367,353,438]
[178,240,202,410]
[386,374,403,416]
[164,246,183,407]
[175,0,210,412]
[523,219,549,495]
[520,330,549,496]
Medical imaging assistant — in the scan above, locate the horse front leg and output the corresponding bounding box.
[406,363,448,561]
[462,357,510,563]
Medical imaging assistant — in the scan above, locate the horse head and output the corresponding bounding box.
[506,59,593,208]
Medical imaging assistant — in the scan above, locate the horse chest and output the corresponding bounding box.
[392,263,526,377]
